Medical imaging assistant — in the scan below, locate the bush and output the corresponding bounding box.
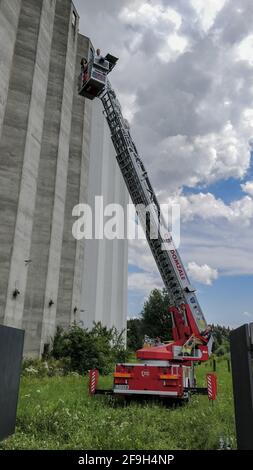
[50,323,127,375]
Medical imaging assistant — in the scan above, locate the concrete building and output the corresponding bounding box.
[81,100,128,334]
[0,0,128,357]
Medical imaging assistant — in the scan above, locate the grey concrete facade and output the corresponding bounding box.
[0,0,128,357]
[0,0,53,330]
[81,100,128,335]
[0,0,22,140]
[56,34,92,331]
[22,0,82,356]
[0,0,92,357]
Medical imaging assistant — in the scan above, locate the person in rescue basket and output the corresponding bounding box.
[80,57,88,84]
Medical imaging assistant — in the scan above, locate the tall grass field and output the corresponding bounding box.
[0,359,235,450]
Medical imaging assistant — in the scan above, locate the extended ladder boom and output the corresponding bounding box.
[100,83,207,334]
[78,51,208,338]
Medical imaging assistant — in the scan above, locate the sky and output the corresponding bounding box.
[75,0,253,328]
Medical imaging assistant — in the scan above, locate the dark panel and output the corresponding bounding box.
[0,325,24,441]
[230,323,253,450]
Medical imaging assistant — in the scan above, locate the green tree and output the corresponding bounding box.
[212,324,231,355]
[127,318,144,351]
[126,288,231,356]
[140,288,172,342]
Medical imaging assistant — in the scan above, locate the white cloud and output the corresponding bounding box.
[236,34,253,65]
[120,2,188,63]
[241,180,253,197]
[117,92,138,124]
[128,186,253,298]
[191,0,227,32]
[158,33,188,62]
[147,120,251,192]
[128,271,162,295]
[187,261,218,285]
[182,231,253,278]
[119,3,182,29]
[129,239,158,275]
[243,311,253,317]
[77,0,253,192]
[166,192,253,226]
[76,0,253,192]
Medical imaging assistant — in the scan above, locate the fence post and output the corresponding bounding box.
[230,323,253,450]
[0,325,24,441]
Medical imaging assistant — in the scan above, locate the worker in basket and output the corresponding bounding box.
[181,325,212,356]
[143,335,152,348]
[96,48,105,64]
[200,325,213,342]
[80,57,88,85]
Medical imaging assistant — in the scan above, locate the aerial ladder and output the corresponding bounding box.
[79,51,214,400]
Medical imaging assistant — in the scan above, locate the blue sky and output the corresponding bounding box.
[128,272,253,328]
[76,0,253,328]
[183,151,253,203]
[196,275,253,327]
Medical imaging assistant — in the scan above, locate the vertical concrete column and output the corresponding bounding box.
[100,129,116,327]
[70,94,92,323]
[91,104,117,327]
[56,34,92,330]
[23,0,78,357]
[40,2,79,354]
[0,0,21,140]
[116,174,129,337]
[0,0,44,323]
[81,99,105,328]
[4,0,57,328]
[121,188,129,338]
[81,98,128,335]
[109,157,121,331]
[110,164,129,335]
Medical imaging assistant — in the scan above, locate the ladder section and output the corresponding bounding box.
[100,84,207,331]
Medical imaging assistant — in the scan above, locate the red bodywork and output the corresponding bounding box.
[112,304,211,399]
[113,363,190,398]
[88,304,213,400]
[137,304,209,363]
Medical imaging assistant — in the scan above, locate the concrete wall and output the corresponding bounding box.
[0,0,47,325]
[81,99,128,335]
[0,0,93,357]
[56,34,92,330]
[22,0,80,356]
[0,0,128,356]
[0,0,21,140]
[4,0,57,330]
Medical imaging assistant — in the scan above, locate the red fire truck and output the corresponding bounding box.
[79,50,216,401]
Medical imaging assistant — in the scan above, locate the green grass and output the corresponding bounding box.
[0,359,236,450]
